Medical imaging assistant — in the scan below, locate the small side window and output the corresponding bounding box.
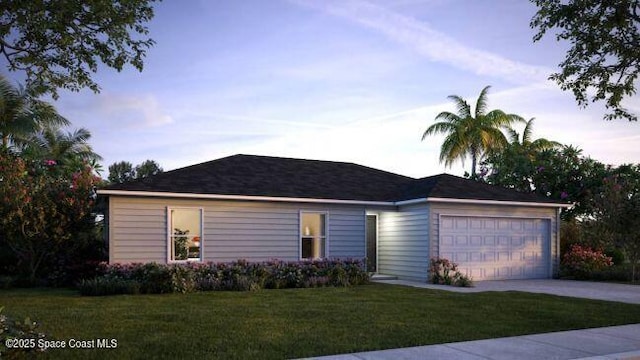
[168,208,203,261]
[300,212,327,259]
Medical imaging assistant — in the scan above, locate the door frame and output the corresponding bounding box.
[365,213,379,273]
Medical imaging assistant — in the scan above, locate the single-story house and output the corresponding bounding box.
[97,154,570,281]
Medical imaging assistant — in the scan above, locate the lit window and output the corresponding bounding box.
[168,208,203,261]
[301,212,326,259]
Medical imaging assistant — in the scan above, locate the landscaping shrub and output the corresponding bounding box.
[328,265,349,287]
[429,258,474,287]
[77,277,141,296]
[80,259,369,296]
[605,248,626,266]
[304,276,330,288]
[561,244,613,280]
[455,274,474,287]
[0,307,48,359]
[0,276,15,290]
[585,264,634,283]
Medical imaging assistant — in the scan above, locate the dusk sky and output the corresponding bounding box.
[9,0,640,178]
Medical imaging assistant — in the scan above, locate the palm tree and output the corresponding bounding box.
[422,86,524,176]
[0,75,69,150]
[506,118,560,153]
[22,126,102,171]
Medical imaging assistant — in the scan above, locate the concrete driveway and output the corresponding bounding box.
[305,324,640,360]
[374,279,640,304]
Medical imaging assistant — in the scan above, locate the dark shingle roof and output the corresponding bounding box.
[400,174,558,203]
[102,154,563,204]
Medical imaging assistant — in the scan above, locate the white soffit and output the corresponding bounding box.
[98,190,571,208]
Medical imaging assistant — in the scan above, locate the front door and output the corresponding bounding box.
[366,215,377,273]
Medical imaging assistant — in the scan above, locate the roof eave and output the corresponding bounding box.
[424,197,572,208]
[97,189,396,206]
[98,189,572,208]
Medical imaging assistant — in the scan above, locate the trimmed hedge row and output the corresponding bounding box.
[78,259,369,296]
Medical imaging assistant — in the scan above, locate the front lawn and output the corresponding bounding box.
[2,283,640,359]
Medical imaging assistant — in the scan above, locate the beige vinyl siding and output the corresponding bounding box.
[108,196,368,264]
[377,203,430,281]
[109,198,166,263]
[428,202,559,277]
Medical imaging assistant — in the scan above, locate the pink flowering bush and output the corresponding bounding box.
[429,257,473,287]
[0,150,104,285]
[561,244,613,280]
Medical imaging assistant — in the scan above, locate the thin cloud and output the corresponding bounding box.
[98,93,173,128]
[290,0,552,84]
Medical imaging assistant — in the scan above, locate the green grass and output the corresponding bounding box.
[2,283,640,359]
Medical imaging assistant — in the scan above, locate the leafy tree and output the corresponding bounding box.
[135,159,163,179]
[108,161,135,184]
[422,85,524,177]
[0,149,99,283]
[0,75,69,149]
[476,118,561,193]
[478,141,537,193]
[589,167,640,281]
[108,159,163,183]
[531,0,640,121]
[0,0,161,98]
[480,145,608,220]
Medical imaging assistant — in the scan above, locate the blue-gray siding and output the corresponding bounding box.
[108,196,369,263]
[376,204,430,281]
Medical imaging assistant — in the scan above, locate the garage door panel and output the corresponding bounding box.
[440,251,454,260]
[511,221,523,231]
[496,266,510,278]
[498,220,510,230]
[524,220,535,231]
[525,266,546,278]
[455,218,468,229]
[441,218,455,229]
[455,236,468,245]
[484,219,496,230]
[454,252,468,262]
[463,267,483,279]
[510,266,524,278]
[439,216,550,281]
[511,236,524,246]
[524,236,536,246]
[470,219,483,229]
[470,252,482,262]
[498,251,510,261]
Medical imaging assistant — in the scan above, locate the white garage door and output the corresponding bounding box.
[439,216,550,280]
